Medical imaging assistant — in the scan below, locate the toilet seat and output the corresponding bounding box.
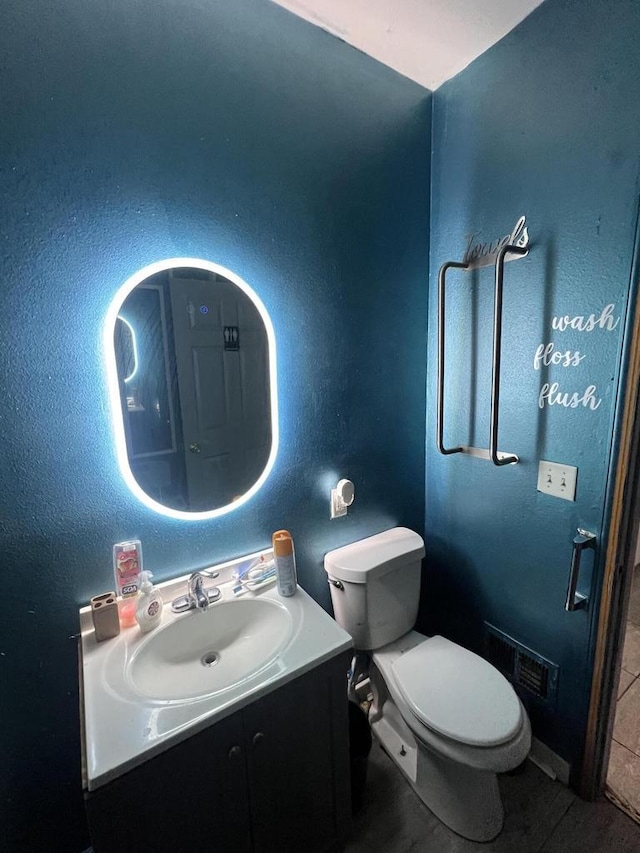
[391,635,523,747]
[372,631,531,773]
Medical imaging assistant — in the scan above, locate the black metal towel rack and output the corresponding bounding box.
[437,238,529,466]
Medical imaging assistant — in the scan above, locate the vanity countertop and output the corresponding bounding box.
[79,551,352,790]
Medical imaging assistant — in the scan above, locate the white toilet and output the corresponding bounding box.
[324,527,531,842]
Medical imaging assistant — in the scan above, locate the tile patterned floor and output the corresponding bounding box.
[607,566,640,823]
[347,742,640,852]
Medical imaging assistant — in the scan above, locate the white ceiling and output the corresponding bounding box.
[272,0,545,91]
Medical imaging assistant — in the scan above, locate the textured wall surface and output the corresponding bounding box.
[0,2,431,849]
[426,0,640,772]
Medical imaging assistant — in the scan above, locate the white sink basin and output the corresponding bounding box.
[80,552,352,791]
[127,598,293,701]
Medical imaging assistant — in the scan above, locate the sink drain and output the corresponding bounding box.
[201,651,220,667]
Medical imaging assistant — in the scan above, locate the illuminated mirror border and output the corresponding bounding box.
[104,258,279,521]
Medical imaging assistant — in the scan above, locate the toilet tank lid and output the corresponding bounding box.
[324,527,425,584]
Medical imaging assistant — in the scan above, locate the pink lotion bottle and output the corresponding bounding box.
[113,539,143,628]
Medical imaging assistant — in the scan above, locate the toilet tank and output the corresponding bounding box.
[324,527,425,651]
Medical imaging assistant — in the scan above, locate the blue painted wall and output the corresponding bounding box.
[426,0,640,772]
[0,2,431,849]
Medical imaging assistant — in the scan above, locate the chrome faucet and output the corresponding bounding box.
[171,570,221,613]
[188,573,209,611]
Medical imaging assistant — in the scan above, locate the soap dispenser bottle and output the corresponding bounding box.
[136,571,164,633]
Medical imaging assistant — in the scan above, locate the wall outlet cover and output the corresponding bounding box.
[330,489,348,519]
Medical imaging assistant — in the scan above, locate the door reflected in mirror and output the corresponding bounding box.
[105,260,278,519]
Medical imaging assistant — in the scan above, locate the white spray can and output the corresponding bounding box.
[272,529,297,597]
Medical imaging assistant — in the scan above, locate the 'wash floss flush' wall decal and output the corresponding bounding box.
[534,303,620,411]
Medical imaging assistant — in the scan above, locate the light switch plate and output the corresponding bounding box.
[537,460,578,501]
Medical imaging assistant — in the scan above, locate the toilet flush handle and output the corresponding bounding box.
[328,577,344,591]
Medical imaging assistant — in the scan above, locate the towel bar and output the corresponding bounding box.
[436,242,528,466]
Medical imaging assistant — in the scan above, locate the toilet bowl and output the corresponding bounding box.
[324,527,531,842]
[369,631,531,841]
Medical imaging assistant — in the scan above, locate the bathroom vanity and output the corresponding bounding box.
[79,555,353,853]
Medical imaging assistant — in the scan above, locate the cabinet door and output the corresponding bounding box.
[243,656,350,853]
[86,712,252,853]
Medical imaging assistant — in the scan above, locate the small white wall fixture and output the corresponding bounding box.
[331,478,355,519]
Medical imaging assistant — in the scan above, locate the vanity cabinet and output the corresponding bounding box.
[85,653,351,853]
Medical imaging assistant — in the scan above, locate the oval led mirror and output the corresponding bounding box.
[105,259,278,520]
